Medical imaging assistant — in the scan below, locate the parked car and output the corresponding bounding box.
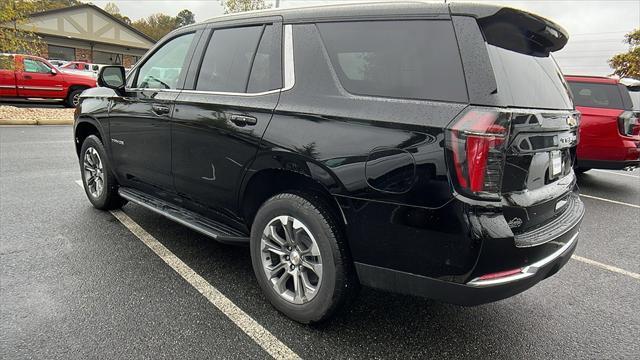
[48,59,69,68]
[74,3,584,323]
[0,53,96,107]
[565,75,640,171]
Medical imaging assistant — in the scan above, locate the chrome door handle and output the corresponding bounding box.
[152,104,170,116]
[229,114,257,126]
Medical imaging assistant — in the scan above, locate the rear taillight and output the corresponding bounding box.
[445,108,510,200]
[618,111,640,136]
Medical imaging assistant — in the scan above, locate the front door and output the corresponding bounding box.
[172,22,282,220]
[17,57,64,98]
[109,31,198,196]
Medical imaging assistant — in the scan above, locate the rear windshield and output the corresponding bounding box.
[317,20,468,103]
[486,44,573,110]
[567,81,625,109]
[628,89,640,110]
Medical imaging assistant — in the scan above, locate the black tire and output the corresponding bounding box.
[65,88,84,108]
[79,135,126,210]
[250,192,357,324]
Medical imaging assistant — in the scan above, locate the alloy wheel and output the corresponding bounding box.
[83,147,104,198]
[72,92,81,107]
[260,215,323,304]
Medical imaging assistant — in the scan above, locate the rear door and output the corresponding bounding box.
[567,80,629,161]
[108,30,200,196]
[172,20,282,219]
[16,57,65,98]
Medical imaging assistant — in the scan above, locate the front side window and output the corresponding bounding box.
[23,59,52,73]
[135,33,195,90]
[317,20,468,103]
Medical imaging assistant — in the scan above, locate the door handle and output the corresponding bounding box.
[152,104,171,116]
[228,114,257,126]
[23,75,32,80]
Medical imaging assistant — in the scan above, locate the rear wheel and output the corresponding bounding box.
[80,135,126,210]
[250,193,357,324]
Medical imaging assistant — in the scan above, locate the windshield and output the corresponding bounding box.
[486,44,573,110]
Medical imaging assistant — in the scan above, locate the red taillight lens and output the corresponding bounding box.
[618,111,640,136]
[446,109,510,199]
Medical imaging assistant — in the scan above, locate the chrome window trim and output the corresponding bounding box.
[127,24,295,97]
[282,24,295,91]
[181,88,281,96]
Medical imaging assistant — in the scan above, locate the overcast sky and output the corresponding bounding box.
[87,0,639,76]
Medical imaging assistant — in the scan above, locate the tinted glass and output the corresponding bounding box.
[23,59,52,73]
[317,20,467,102]
[197,26,263,93]
[0,55,14,70]
[567,81,624,109]
[486,45,573,110]
[136,33,195,89]
[628,89,640,110]
[247,25,282,93]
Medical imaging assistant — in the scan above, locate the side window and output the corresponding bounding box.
[317,20,468,102]
[0,55,14,70]
[196,26,263,93]
[248,25,282,93]
[568,82,624,109]
[24,59,52,73]
[135,33,195,90]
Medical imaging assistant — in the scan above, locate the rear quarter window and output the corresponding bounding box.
[568,82,625,109]
[317,20,468,103]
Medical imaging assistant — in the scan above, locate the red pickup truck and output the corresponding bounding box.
[0,54,96,107]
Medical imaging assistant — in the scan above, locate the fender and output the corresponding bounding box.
[239,148,347,199]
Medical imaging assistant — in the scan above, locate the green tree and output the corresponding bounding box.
[132,13,179,41]
[609,29,640,79]
[220,0,271,14]
[0,0,45,63]
[176,9,195,27]
[104,2,131,25]
[32,0,81,12]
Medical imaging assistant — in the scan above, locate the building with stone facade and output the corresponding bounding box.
[4,4,155,68]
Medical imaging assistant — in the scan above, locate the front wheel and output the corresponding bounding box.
[65,88,84,108]
[250,193,357,324]
[80,135,126,210]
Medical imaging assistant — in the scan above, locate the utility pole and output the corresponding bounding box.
[275,0,280,8]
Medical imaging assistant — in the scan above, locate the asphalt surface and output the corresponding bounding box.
[1,125,639,359]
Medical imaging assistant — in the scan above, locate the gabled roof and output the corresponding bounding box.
[29,4,155,44]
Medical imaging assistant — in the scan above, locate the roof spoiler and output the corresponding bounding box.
[449,4,569,56]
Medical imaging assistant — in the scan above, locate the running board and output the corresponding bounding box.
[118,187,249,245]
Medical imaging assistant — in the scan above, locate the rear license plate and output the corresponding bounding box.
[550,150,562,177]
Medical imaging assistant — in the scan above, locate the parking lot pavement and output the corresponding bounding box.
[1,125,639,359]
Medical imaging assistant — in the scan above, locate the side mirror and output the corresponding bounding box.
[98,66,126,94]
[50,68,57,75]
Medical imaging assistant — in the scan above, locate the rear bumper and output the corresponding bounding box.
[355,193,583,306]
[578,158,639,170]
[355,230,578,306]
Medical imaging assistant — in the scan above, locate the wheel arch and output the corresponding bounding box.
[74,116,106,156]
[239,151,349,229]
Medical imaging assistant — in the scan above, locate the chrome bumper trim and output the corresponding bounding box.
[467,232,579,287]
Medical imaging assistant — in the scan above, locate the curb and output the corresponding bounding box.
[0,119,73,125]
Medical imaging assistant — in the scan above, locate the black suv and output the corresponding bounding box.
[75,2,584,323]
